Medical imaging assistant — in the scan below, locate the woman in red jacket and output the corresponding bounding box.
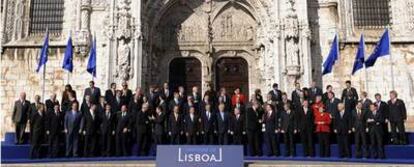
[313,95,332,157]
[231,88,246,108]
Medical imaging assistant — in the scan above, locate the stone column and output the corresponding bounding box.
[104,0,116,88]
[300,21,312,87]
[132,0,143,90]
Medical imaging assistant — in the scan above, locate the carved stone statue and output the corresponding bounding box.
[116,39,132,82]
[284,0,301,91]
[285,0,300,74]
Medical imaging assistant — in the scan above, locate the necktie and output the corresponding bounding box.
[107,113,110,119]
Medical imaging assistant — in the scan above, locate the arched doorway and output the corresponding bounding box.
[215,57,249,96]
[169,58,202,93]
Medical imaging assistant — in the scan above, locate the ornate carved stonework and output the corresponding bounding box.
[408,1,414,32]
[212,5,256,42]
[113,0,137,83]
[284,0,301,80]
[74,0,92,56]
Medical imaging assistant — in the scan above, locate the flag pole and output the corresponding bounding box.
[42,63,46,102]
[42,28,48,102]
[389,28,395,90]
[67,30,71,85]
[362,33,369,92]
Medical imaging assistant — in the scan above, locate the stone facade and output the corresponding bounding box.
[1,0,414,138]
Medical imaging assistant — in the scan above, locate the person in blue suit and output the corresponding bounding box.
[64,101,83,157]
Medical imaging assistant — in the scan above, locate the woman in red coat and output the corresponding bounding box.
[312,95,332,157]
[231,88,246,108]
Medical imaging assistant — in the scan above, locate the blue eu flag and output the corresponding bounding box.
[365,29,390,68]
[87,36,97,77]
[62,35,73,72]
[352,34,365,75]
[322,34,339,75]
[36,31,49,73]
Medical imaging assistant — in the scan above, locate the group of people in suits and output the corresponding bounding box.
[12,80,407,159]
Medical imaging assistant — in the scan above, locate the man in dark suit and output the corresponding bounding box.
[308,81,323,104]
[64,102,83,157]
[374,93,390,144]
[129,94,143,114]
[133,103,151,156]
[230,107,245,145]
[333,103,352,158]
[217,103,230,145]
[162,82,172,102]
[113,90,124,113]
[81,95,93,115]
[184,107,199,144]
[169,92,183,114]
[105,83,117,111]
[325,92,340,115]
[291,83,304,111]
[203,84,217,105]
[322,85,334,104]
[297,100,314,157]
[218,88,232,112]
[46,104,64,158]
[100,104,115,156]
[81,104,100,157]
[29,104,46,159]
[263,104,280,156]
[191,86,202,108]
[31,95,43,116]
[178,86,187,102]
[115,105,131,156]
[183,96,197,115]
[280,103,297,157]
[148,86,160,109]
[388,90,407,145]
[245,102,262,156]
[366,103,385,159]
[351,101,369,158]
[158,95,169,115]
[153,106,166,145]
[12,92,31,144]
[341,80,358,114]
[168,105,183,144]
[360,92,372,112]
[45,93,59,113]
[269,83,282,104]
[200,104,216,145]
[83,81,101,105]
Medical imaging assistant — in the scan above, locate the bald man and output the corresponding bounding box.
[333,103,352,158]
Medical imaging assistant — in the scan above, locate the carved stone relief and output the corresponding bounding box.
[212,5,256,42]
[113,0,137,83]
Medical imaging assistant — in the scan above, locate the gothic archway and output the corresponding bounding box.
[145,0,268,92]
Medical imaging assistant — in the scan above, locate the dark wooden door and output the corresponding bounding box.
[169,58,202,93]
[215,57,249,96]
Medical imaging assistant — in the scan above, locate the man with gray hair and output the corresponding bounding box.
[12,92,31,144]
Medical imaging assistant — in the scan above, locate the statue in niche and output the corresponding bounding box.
[285,0,300,73]
[115,38,132,82]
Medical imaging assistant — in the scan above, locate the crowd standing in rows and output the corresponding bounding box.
[12,80,407,159]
